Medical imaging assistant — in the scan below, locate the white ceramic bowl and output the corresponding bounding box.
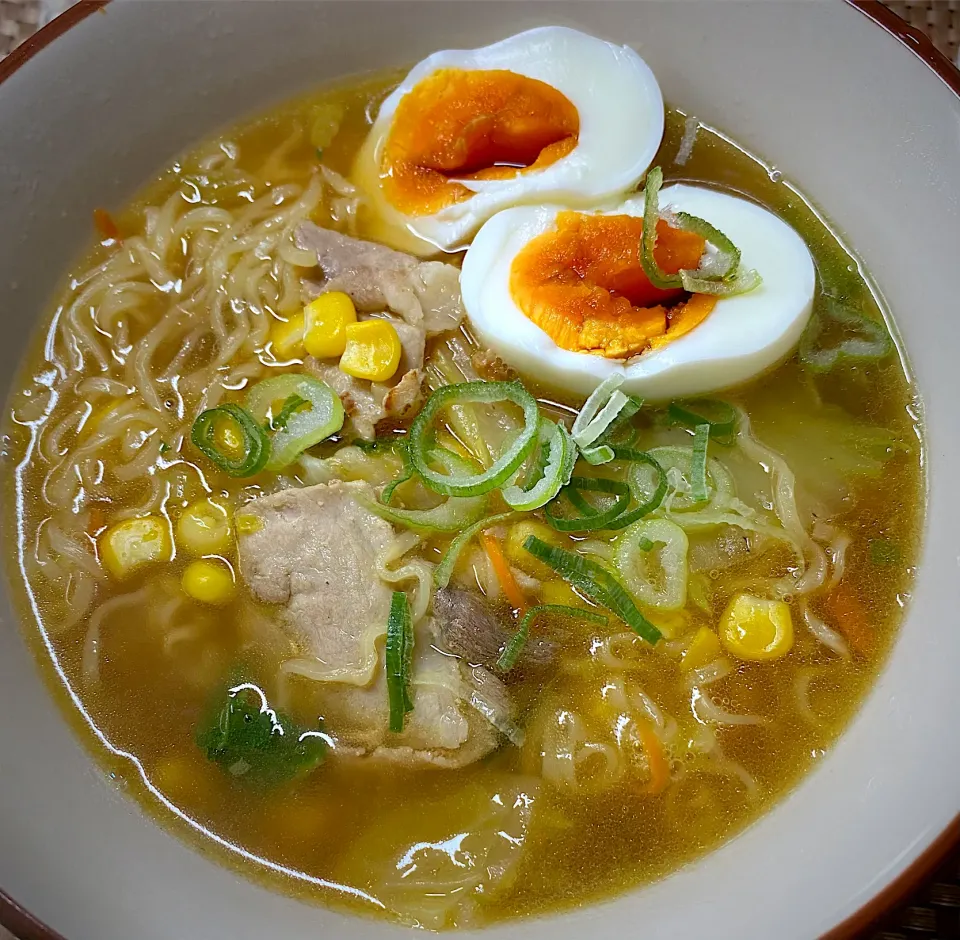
[2,3,960,938]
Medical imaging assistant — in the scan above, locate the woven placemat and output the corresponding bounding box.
[884,0,960,61]
[0,2,959,940]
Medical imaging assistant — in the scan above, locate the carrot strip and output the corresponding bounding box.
[481,532,527,614]
[638,721,670,796]
[93,208,120,242]
[825,583,875,656]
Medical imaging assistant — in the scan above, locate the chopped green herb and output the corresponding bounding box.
[869,538,902,566]
[316,147,324,161]
[158,442,170,455]
[386,591,414,732]
[197,682,326,785]
[545,476,632,532]
[690,423,710,503]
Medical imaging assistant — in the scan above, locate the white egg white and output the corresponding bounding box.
[460,185,817,399]
[354,26,664,255]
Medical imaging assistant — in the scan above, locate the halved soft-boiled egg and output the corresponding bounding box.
[460,184,817,398]
[354,26,663,254]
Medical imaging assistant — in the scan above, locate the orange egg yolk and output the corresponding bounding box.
[510,212,719,359]
[381,68,579,217]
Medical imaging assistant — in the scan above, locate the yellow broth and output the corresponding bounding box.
[2,70,922,928]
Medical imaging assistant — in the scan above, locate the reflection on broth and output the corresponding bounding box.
[3,28,921,932]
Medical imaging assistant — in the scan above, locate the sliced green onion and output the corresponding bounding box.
[580,444,615,466]
[433,511,518,590]
[681,267,762,296]
[673,210,740,280]
[615,518,689,610]
[370,446,487,533]
[636,445,735,514]
[501,420,575,511]
[599,395,643,444]
[545,477,632,533]
[641,166,761,297]
[386,591,414,733]
[640,167,682,290]
[408,381,540,497]
[691,424,710,504]
[523,536,662,645]
[267,394,308,431]
[571,374,626,451]
[381,441,414,506]
[668,399,738,442]
[245,374,344,470]
[191,404,271,478]
[366,492,487,534]
[611,448,669,526]
[498,604,607,672]
[798,298,894,372]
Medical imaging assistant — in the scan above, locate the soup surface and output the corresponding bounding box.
[3,64,922,929]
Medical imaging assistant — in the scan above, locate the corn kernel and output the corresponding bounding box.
[99,515,173,579]
[304,291,357,359]
[682,626,722,671]
[182,558,236,605]
[339,319,402,382]
[719,593,794,661]
[271,311,305,359]
[505,520,564,580]
[176,499,233,557]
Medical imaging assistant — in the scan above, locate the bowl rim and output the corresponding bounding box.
[0,1,958,938]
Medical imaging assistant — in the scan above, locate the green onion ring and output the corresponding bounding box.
[639,167,683,290]
[365,492,487,535]
[798,298,894,372]
[545,477,632,532]
[245,374,344,470]
[381,441,414,506]
[433,511,518,590]
[673,210,740,280]
[408,381,540,497]
[614,518,689,611]
[681,267,762,296]
[498,604,607,672]
[191,403,271,478]
[641,166,761,297]
[501,420,576,511]
[523,536,662,645]
[668,399,738,442]
[609,448,669,528]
